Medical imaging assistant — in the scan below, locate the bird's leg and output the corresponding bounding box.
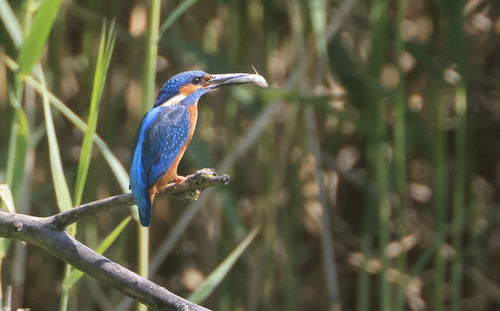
[149,186,158,204]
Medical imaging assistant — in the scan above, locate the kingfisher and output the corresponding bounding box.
[130,70,267,226]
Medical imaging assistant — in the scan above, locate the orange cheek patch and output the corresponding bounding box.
[179,83,199,96]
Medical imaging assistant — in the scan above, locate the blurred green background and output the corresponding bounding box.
[1,0,500,310]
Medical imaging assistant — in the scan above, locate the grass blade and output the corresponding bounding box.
[0,238,11,262]
[3,56,131,195]
[60,22,117,310]
[159,0,200,36]
[38,66,73,212]
[188,227,259,304]
[73,22,116,206]
[0,184,15,271]
[5,90,30,206]
[0,0,23,48]
[0,184,15,213]
[17,0,62,77]
[62,216,131,288]
[308,0,328,72]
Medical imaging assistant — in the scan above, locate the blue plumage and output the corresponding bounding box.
[154,71,207,107]
[130,105,190,226]
[144,106,190,186]
[131,71,210,226]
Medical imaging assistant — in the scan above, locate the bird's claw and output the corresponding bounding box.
[174,176,188,185]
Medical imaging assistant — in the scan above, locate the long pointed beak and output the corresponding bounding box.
[203,73,268,90]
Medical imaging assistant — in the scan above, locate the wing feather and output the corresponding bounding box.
[143,105,190,186]
[130,104,190,226]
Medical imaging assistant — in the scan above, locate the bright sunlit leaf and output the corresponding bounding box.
[38,66,73,212]
[0,0,23,48]
[74,22,116,206]
[17,0,62,77]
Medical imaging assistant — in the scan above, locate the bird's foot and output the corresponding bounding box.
[173,175,199,200]
[174,176,188,185]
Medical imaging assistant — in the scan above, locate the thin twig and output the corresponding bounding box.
[48,168,229,230]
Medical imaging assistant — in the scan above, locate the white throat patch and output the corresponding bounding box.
[160,94,186,107]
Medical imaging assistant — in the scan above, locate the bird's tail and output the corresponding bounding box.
[136,190,152,227]
[130,179,152,227]
[130,152,152,227]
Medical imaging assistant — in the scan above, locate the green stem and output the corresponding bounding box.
[375,133,391,310]
[137,226,150,311]
[357,236,372,311]
[451,81,467,311]
[6,79,26,208]
[141,0,161,112]
[442,0,467,308]
[394,0,408,309]
[58,265,72,311]
[433,89,447,311]
[137,0,161,309]
[369,0,390,303]
[5,120,18,187]
[59,224,77,311]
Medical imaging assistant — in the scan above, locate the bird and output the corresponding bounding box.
[130,70,268,226]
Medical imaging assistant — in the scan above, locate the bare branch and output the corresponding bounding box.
[0,211,209,310]
[0,168,230,310]
[49,168,230,230]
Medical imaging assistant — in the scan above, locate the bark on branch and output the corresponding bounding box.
[0,168,230,310]
[50,168,229,230]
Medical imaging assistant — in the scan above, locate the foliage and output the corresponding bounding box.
[1,0,499,310]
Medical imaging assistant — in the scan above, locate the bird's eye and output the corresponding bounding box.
[192,77,201,85]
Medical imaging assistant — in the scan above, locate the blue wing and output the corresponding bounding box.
[130,104,190,226]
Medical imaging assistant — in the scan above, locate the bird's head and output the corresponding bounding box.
[154,70,268,107]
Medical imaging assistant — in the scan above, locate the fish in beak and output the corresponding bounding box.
[203,73,268,90]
